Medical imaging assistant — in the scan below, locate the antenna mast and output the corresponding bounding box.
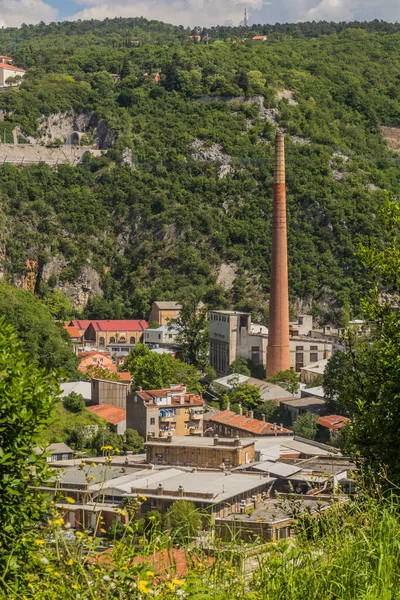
[244,8,248,27]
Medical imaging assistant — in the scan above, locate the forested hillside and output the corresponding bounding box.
[1,18,400,323]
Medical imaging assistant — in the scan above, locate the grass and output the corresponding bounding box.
[36,400,106,446]
[1,488,400,599]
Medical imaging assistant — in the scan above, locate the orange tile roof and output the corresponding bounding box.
[137,389,203,406]
[0,64,25,71]
[87,403,126,425]
[209,410,292,435]
[317,415,350,431]
[64,325,81,338]
[118,371,132,382]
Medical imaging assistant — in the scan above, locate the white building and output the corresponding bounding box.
[209,310,333,377]
[0,57,25,87]
[143,325,180,347]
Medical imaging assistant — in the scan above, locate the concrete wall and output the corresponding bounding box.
[92,379,130,409]
[146,441,255,468]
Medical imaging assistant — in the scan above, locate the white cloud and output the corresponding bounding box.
[0,0,58,27]
[69,0,263,28]
[306,0,354,21]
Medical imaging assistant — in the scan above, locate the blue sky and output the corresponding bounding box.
[1,0,400,30]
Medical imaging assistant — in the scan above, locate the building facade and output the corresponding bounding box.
[209,310,333,376]
[0,56,25,87]
[91,378,131,409]
[68,319,148,347]
[148,301,182,326]
[143,325,180,347]
[145,435,255,468]
[207,410,292,438]
[126,385,204,438]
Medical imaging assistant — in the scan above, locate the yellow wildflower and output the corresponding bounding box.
[146,571,155,578]
[141,496,147,501]
[100,528,106,533]
[34,539,45,545]
[65,497,75,504]
[91,462,97,467]
[138,580,151,594]
[53,572,61,578]
[172,579,186,586]
[120,509,127,517]
[75,531,84,538]
[115,448,120,453]
[71,584,79,590]
[148,515,156,521]
[166,583,175,591]
[65,559,74,566]
[54,518,64,526]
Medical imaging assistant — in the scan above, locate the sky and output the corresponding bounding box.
[1,0,400,30]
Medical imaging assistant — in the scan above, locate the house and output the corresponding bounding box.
[211,373,295,403]
[189,35,201,42]
[209,310,333,376]
[148,301,182,326]
[34,442,74,462]
[130,40,140,46]
[126,385,204,438]
[91,378,131,409]
[215,496,330,542]
[67,319,148,347]
[110,73,121,83]
[143,325,180,347]
[207,409,292,438]
[63,324,82,344]
[106,342,135,359]
[317,415,350,434]
[300,358,329,385]
[280,396,327,423]
[252,35,267,41]
[144,72,161,83]
[145,434,256,468]
[0,57,25,87]
[87,403,127,435]
[126,468,276,521]
[78,351,116,374]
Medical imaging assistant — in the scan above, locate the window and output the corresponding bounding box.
[62,453,69,460]
[110,336,116,344]
[310,353,318,362]
[130,337,135,344]
[99,337,105,347]
[298,316,303,325]
[158,334,161,339]
[296,345,304,351]
[150,418,155,425]
[295,352,304,372]
[310,345,318,351]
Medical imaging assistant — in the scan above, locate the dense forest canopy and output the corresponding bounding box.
[0,18,400,323]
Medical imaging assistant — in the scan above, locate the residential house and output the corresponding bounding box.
[87,403,127,435]
[60,381,92,403]
[316,415,350,441]
[189,35,201,42]
[207,409,292,438]
[143,325,180,347]
[67,319,148,347]
[63,324,82,345]
[252,35,267,41]
[148,301,182,326]
[209,310,333,376]
[110,73,120,83]
[91,378,131,409]
[126,385,204,438]
[215,496,330,542]
[34,442,74,462]
[279,396,327,424]
[78,351,116,374]
[145,434,256,468]
[0,56,25,87]
[144,72,161,83]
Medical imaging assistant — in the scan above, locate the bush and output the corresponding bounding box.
[63,392,85,413]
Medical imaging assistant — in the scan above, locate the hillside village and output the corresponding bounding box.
[1,15,400,600]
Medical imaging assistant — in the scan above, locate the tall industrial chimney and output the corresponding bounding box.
[266,132,290,377]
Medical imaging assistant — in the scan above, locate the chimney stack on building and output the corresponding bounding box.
[266,132,291,377]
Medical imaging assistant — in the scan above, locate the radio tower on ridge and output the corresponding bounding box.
[244,8,248,27]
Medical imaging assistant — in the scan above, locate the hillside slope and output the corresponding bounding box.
[1,19,400,322]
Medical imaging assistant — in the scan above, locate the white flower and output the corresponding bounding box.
[40,557,49,565]
[103,575,111,582]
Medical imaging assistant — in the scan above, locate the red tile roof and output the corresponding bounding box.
[64,325,81,338]
[118,371,132,382]
[209,410,292,435]
[317,415,350,431]
[87,403,126,425]
[0,64,25,71]
[137,388,204,407]
[70,319,148,332]
[252,35,267,40]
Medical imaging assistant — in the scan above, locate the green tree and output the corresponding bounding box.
[164,500,202,544]
[266,369,299,395]
[229,358,251,376]
[0,282,78,377]
[292,412,318,440]
[42,289,73,320]
[63,392,85,413]
[228,384,261,410]
[122,428,144,453]
[126,344,202,393]
[172,295,209,371]
[0,319,58,568]
[90,427,122,454]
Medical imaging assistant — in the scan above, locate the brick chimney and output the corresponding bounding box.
[266,132,291,377]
